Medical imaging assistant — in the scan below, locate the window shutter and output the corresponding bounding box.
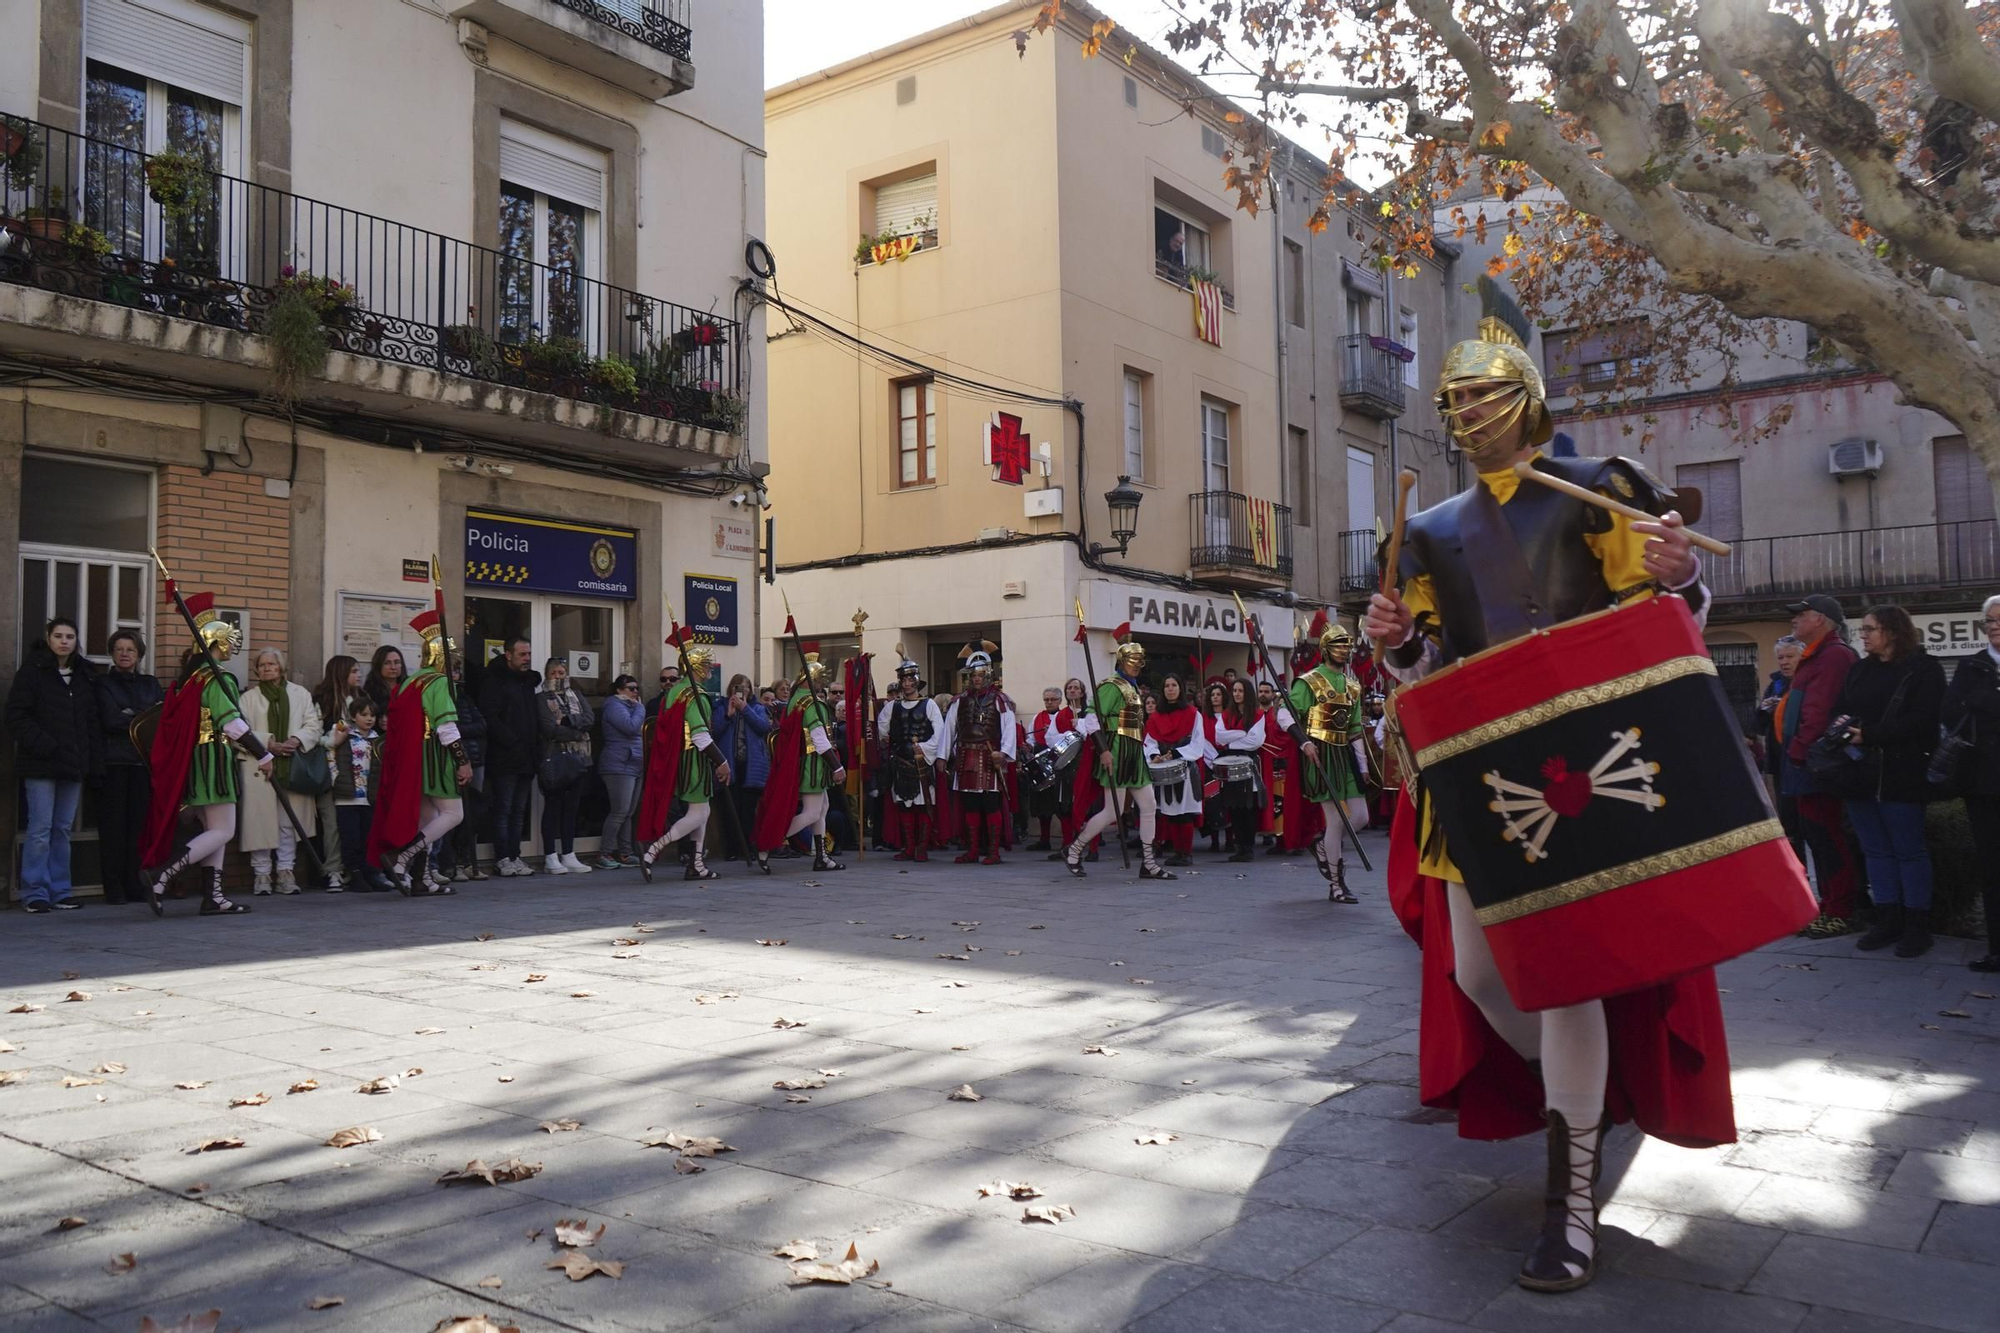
[498,122,605,212]
[874,173,937,237]
[1675,460,1742,541]
[86,0,248,106]
[1933,436,1995,525]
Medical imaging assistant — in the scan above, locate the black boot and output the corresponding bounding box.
[1328,857,1358,904]
[146,853,193,917]
[1855,904,1904,951]
[1518,1110,1604,1293]
[813,841,845,872]
[1894,909,1934,958]
[1063,836,1088,879]
[198,868,250,916]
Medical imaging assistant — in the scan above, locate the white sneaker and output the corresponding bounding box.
[324,873,346,892]
[545,854,568,875]
[561,852,592,874]
[252,871,273,895]
[501,857,530,877]
[275,869,301,894]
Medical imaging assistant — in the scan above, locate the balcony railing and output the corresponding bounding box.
[1706,520,1999,601]
[1338,527,1379,595]
[555,0,692,60]
[1189,490,1293,582]
[0,115,741,435]
[1337,332,1408,419]
[1153,256,1236,311]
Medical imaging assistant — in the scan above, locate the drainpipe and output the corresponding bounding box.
[1383,259,1400,487]
[1272,176,1289,514]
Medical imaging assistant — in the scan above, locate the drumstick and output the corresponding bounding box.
[1372,470,1418,669]
[1511,461,1733,557]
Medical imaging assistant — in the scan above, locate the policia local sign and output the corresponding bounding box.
[465,510,638,600]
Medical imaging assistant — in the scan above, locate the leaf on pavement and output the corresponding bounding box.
[755,939,789,947]
[229,1092,271,1107]
[0,1039,14,1053]
[784,1093,811,1103]
[402,1068,424,1079]
[773,1077,827,1090]
[1081,1045,1118,1057]
[935,953,971,962]
[287,1079,319,1094]
[773,1240,818,1260]
[1023,1204,1077,1224]
[415,1027,446,1036]
[693,992,739,1005]
[104,1251,139,1274]
[553,1218,605,1248]
[188,1136,245,1154]
[474,933,496,942]
[307,1296,345,1310]
[137,1314,221,1333]
[56,1215,88,1230]
[891,934,912,940]
[325,1126,382,1149]
[522,974,548,984]
[61,970,82,980]
[475,1276,504,1289]
[175,1080,209,1090]
[1004,950,1022,957]
[1029,924,1046,930]
[63,1076,106,1088]
[977,1181,1044,1200]
[569,991,594,998]
[185,1183,208,1194]
[613,937,641,947]
[63,991,91,1003]
[947,1084,983,1102]
[431,1318,520,1333]
[953,921,980,928]
[1128,978,1154,986]
[771,1016,808,1029]
[788,1241,878,1286]
[642,1131,734,1157]
[546,1252,623,1281]
[1134,1132,1179,1145]
[610,951,641,960]
[92,1061,127,1075]
[469,964,498,972]
[815,1068,846,1078]
[356,1076,399,1095]
[0,1069,27,1086]
[437,1158,541,1185]
[672,1157,704,1174]
[497,1075,515,1083]
[539,1119,583,1134]
[911,1007,936,1014]
[10,1004,45,1013]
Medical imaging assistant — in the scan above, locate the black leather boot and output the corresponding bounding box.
[1855,904,1904,951]
[1894,909,1933,958]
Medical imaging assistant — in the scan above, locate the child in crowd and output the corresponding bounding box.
[333,694,390,893]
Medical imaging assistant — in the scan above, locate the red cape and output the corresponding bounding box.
[636,694,689,845]
[752,699,808,852]
[139,672,205,867]
[365,675,431,866]
[1385,792,1736,1146]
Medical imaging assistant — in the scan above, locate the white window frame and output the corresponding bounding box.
[1200,396,1231,493]
[1122,371,1146,483]
[1401,308,1420,388]
[1157,204,1211,272]
[499,120,606,346]
[894,376,937,487]
[1346,446,1377,536]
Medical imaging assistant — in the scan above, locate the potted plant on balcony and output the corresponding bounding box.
[144,147,209,228]
[588,355,639,402]
[2,115,43,221]
[275,265,360,327]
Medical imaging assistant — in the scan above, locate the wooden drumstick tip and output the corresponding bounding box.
[1509,460,1733,557]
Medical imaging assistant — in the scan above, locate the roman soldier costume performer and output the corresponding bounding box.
[1273,617,1371,902]
[142,589,270,916]
[939,642,1017,864]
[638,628,731,881]
[877,647,944,861]
[365,609,467,896]
[1365,277,1815,1295]
[1065,624,1175,880]
[752,644,846,873]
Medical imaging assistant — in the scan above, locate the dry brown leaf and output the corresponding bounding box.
[133,1010,154,1016]
[672,1157,704,1174]
[325,1125,382,1149]
[942,981,970,989]
[977,1181,1045,1200]
[773,1077,827,1090]
[474,932,496,942]
[475,1275,504,1289]
[61,970,81,980]
[496,1075,515,1083]
[402,1067,424,1079]
[10,1003,45,1013]
[692,991,739,1005]
[784,1093,812,1104]
[92,1061,127,1075]
[935,953,971,962]
[431,1318,520,1333]
[951,1044,970,1051]
[1005,950,1022,957]
[62,1075,106,1088]
[643,1131,734,1157]
[948,1084,983,1102]
[174,1080,209,1090]
[356,1076,399,1095]
[415,1027,445,1035]
[307,1296,345,1310]
[63,991,91,1003]
[104,1251,138,1274]
[469,964,498,972]
[554,1218,605,1248]
[0,1069,28,1086]
[569,991,595,998]
[287,1079,318,1094]
[55,1215,88,1230]
[756,938,789,947]
[187,1136,244,1154]
[773,1240,819,1260]
[771,1017,808,1030]
[610,951,641,960]
[953,920,980,927]
[912,1007,936,1014]
[1128,978,1154,986]
[815,1068,846,1078]
[1023,1204,1077,1224]
[1081,1045,1118,1057]
[1134,1132,1179,1145]
[185,1183,208,1194]
[524,1229,543,1242]
[522,974,548,984]
[613,937,641,947]
[229,1092,271,1107]
[437,1157,541,1185]
[1970,991,1996,1000]
[137,1314,221,1333]
[891,933,912,941]
[1029,923,1046,929]
[788,1241,879,1286]
[547,1252,623,1281]
[0,1039,14,1053]
[539,1118,583,1134]
[1939,1009,1972,1019]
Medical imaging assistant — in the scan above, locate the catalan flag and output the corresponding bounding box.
[1191,278,1222,346]
[1247,497,1278,568]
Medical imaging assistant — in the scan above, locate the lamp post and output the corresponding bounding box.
[1089,474,1144,558]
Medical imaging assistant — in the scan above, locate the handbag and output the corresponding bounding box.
[538,747,590,794]
[1927,716,1976,794]
[1808,666,1915,799]
[286,742,333,797]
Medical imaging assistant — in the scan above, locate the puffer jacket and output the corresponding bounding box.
[597,695,645,777]
[98,665,164,768]
[1941,646,2000,796]
[7,648,104,781]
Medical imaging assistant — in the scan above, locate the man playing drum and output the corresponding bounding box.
[1362,277,1715,1294]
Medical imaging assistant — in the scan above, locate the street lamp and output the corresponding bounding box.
[1090,474,1144,558]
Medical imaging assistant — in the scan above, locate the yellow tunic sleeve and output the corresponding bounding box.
[1583,509,1658,604]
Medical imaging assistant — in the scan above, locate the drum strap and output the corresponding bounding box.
[1460,477,1556,643]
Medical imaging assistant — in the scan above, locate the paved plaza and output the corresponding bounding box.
[2,834,1997,1333]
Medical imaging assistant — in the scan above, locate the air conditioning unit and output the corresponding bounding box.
[1827,437,1883,478]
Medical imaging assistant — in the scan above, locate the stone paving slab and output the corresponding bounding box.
[1,833,1995,1331]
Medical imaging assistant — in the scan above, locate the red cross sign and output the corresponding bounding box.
[985,412,1031,486]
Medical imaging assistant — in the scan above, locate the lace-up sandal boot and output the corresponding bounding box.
[812,842,845,873]
[685,845,720,881]
[638,834,671,883]
[1329,856,1359,904]
[147,854,193,917]
[199,868,250,916]
[1063,835,1089,879]
[1311,838,1334,883]
[1517,1110,1605,1293]
[1138,850,1177,881]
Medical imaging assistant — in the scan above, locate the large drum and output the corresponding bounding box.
[1387,594,1816,1012]
[1023,729,1084,792]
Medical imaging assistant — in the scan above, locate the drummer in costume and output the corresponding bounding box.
[141,590,272,916]
[1142,673,1207,866]
[366,610,468,896]
[751,645,846,873]
[1025,687,1076,851]
[939,642,1017,865]
[1365,277,1810,1294]
[637,629,731,881]
[878,648,944,862]
[1065,624,1175,880]
[1213,678,1268,862]
[1273,616,1371,902]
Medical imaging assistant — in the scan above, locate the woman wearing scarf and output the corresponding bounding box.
[237,647,322,894]
[1143,673,1208,866]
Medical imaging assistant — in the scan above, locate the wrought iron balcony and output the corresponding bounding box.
[1153,255,1236,311]
[1337,332,1409,419]
[0,116,741,439]
[1189,489,1293,585]
[1338,527,1379,596]
[446,0,694,98]
[1705,520,1998,604]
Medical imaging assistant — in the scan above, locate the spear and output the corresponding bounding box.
[149,548,323,875]
[1074,597,1131,871]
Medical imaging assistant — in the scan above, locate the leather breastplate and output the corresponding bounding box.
[889,701,933,746]
[1399,458,1629,663]
[957,691,999,746]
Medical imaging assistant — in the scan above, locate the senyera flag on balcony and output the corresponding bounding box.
[1248,497,1280,569]
[1191,278,1223,346]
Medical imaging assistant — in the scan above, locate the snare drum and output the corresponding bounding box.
[1388,595,1816,1011]
[1214,752,1264,809]
[1148,756,1205,817]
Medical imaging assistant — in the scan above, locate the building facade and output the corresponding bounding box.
[762,0,1453,698]
[1,0,767,894]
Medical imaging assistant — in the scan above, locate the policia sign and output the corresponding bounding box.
[464,510,639,600]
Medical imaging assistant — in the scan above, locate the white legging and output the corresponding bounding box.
[656,800,711,850]
[418,797,464,849]
[1075,781,1155,847]
[184,803,237,869]
[1318,796,1371,861]
[784,791,829,842]
[1446,883,1608,1130]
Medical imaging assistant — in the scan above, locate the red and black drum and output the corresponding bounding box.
[1388,594,1817,1012]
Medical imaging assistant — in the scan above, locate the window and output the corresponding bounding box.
[1200,397,1231,492]
[1122,371,1147,482]
[1123,76,1138,108]
[496,120,605,345]
[895,377,937,487]
[82,0,249,273]
[1285,240,1305,328]
[1346,447,1376,535]
[1933,435,2000,585]
[1289,426,1312,526]
[1345,293,1374,337]
[17,455,154,664]
[1401,308,1420,388]
[1674,460,1743,542]
[1154,206,1210,278]
[872,171,937,239]
[1543,319,1653,394]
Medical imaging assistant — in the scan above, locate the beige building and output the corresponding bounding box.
[2,0,766,892]
[761,0,1454,697]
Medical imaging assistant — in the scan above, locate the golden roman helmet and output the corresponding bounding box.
[1320,620,1354,657]
[666,626,713,677]
[1110,621,1145,671]
[184,591,242,660]
[1436,275,1553,465]
[410,609,447,671]
[800,641,831,688]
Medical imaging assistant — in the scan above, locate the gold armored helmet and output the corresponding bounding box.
[184,591,241,660]
[799,641,830,689]
[410,609,447,671]
[1436,275,1553,466]
[1110,621,1145,673]
[666,625,713,678]
[1320,620,1354,660]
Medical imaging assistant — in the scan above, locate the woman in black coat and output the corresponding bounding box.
[1836,605,1947,958]
[96,629,164,905]
[5,618,104,912]
[1942,593,2000,972]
